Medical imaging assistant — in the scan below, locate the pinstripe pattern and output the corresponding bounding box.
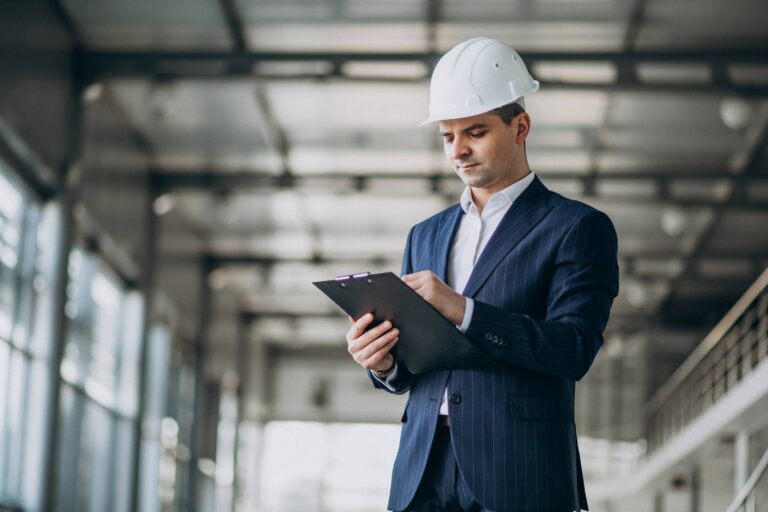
[370,176,619,511]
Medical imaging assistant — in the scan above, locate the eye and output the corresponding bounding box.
[469,131,486,138]
[442,136,454,144]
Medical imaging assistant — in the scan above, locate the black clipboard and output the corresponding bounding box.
[313,272,497,374]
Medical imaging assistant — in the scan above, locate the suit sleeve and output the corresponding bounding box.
[368,226,416,394]
[464,210,619,381]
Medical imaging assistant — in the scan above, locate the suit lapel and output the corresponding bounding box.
[462,176,553,298]
[433,205,464,282]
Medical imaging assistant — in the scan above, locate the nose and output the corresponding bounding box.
[451,134,471,161]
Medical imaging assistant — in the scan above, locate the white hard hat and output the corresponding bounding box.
[419,37,539,126]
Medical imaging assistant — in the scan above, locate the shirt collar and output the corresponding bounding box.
[459,171,536,214]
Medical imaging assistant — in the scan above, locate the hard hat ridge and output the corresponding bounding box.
[419,37,539,126]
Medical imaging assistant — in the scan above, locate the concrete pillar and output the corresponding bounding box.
[129,175,160,512]
[40,57,85,512]
[689,464,700,512]
[734,430,749,495]
[187,257,213,512]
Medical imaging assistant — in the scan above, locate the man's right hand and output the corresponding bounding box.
[345,313,399,373]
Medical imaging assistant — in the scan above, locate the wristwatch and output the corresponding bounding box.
[373,359,395,378]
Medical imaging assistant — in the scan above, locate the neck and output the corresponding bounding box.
[471,167,531,214]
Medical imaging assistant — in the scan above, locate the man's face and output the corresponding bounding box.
[438,112,523,191]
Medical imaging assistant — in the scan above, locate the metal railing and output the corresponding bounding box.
[645,266,768,453]
[725,444,768,512]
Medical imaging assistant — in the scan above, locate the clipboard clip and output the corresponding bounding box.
[335,271,371,281]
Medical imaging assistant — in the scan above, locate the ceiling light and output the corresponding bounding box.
[625,280,649,308]
[161,417,179,439]
[605,335,624,358]
[719,97,753,131]
[660,207,688,238]
[82,83,103,104]
[208,269,228,290]
[153,193,176,216]
[198,458,216,477]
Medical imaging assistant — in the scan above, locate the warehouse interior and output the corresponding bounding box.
[1,0,768,511]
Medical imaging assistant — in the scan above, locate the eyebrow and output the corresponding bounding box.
[439,123,488,137]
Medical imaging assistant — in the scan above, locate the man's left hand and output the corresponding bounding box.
[402,271,466,326]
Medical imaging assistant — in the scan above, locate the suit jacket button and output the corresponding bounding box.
[485,333,493,341]
[449,393,461,405]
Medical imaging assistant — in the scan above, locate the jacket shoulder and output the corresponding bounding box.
[410,203,461,235]
[547,189,614,230]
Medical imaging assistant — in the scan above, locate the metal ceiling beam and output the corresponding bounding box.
[264,343,352,363]
[201,250,766,270]
[660,105,768,310]
[239,288,764,325]
[48,0,84,49]
[233,304,740,330]
[253,86,291,175]
[623,0,650,52]
[243,311,342,321]
[217,0,247,54]
[78,49,768,95]
[150,169,768,208]
[425,0,441,54]
[207,253,394,269]
[152,168,768,188]
[182,247,768,267]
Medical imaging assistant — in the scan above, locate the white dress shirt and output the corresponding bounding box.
[438,170,536,414]
[377,171,537,416]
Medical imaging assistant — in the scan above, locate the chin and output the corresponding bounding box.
[465,176,493,189]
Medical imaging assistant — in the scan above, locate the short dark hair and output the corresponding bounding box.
[490,101,526,125]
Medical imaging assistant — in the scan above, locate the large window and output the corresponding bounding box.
[0,162,42,505]
[55,247,143,512]
[259,421,400,512]
[137,323,172,512]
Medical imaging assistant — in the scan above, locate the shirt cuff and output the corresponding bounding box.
[371,363,399,391]
[459,298,474,333]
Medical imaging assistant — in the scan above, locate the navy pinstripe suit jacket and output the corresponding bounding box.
[370,176,619,511]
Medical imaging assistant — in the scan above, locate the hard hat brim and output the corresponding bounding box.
[417,93,533,127]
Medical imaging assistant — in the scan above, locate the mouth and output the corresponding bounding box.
[457,163,479,171]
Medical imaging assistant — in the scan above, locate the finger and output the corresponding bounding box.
[350,320,394,353]
[402,270,429,282]
[360,320,394,345]
[405,278,428,295]
[348,318,391,352]
[362,336,399,368]
[349,313,373,339]
[403,275,423,289]
[356,328,399,362]
[402,272,430,284]
[348,315,354,325]
[361,337,398,369]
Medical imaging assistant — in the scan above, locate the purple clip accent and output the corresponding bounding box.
[335,275,351,281]
[352,272,371,279]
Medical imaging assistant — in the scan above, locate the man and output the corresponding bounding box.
[346,37,619,512]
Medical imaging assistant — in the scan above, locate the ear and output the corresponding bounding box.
[515,112,531,144]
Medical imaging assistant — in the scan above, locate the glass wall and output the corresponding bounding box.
[137,323,171,512]
[123,328,198,512]
[0,162,44,508]
[54,247,144,512]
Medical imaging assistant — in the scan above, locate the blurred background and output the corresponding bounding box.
[1,0,768,511]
